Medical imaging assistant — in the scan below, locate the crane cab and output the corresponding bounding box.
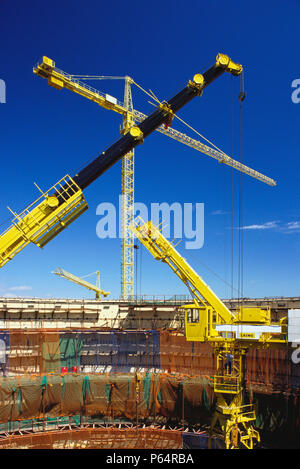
[182,304,217,342]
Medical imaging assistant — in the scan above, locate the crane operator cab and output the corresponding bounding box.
[182,304,218,342]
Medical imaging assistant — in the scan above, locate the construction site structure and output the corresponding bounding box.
[0,295,296,331]
[0,53,260,279]
[130,218,292,449]
[53,267,110,300]
[0,54,298,450]
[31,56,276,300]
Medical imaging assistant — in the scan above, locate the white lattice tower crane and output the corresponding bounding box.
[121,76,135,299]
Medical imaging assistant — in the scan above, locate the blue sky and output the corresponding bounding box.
[0,0,299,300]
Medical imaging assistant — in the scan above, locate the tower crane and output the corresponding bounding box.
[53,267,110,299]
[0,54,255,272]
[32,57,276,300]
[130,217,289,449]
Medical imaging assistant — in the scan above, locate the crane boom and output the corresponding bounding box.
[133,111,276,187]
[34,57,126,115]
[130,217,235,324]
[34,56,276,187]
[130,217,285,343]
[53,267,109,299]
[130,217,287,449]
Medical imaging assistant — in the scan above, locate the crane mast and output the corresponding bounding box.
[121,77,135,299]
[0,54,245,269]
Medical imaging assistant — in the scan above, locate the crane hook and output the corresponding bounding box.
[238,72,246,102]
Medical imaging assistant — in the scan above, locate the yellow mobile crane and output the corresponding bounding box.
[32,57,276,300]
[130,218,288,449]
[0,54,261,271]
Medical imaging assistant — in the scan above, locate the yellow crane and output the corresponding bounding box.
[130,217,288,449]
[0,53,275,298]
[33,57,276,301]
[53,267,110,299]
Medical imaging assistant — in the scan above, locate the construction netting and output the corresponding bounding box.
[0,343,299,449]
[0,329,214,376]
[0,372,214,425]
[245,346,297,394]
[1,329,299,397]
[0,371,299,447]
[0,366,225,449]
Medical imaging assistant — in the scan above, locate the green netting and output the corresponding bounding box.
[82,376,90,406]
[143,373,152,410]
[0,373,299,447]
[0,372,215,425]
[59,334,82,371]
[202,388,210,412]
[105,382,112,404]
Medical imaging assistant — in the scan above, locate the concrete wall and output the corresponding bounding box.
[0,296,296,330]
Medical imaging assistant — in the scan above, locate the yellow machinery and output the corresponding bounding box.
[53,267,110,300]
[0,53,272,273]
[0,175,88,268]
[130,218,287,449]
[33,57,276,300]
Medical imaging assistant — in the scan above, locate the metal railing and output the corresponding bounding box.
[214,374,241,394]
[121,295,191,305]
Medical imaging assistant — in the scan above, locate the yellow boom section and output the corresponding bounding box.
[0,176,88,268]
[34,57,276,188]
[33,57,126,115]
[130,218,235,324]
[53,267,110,299]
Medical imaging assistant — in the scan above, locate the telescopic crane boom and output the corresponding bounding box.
[130,218,287,449]
[0,54,243,268]
[33,56,275,187]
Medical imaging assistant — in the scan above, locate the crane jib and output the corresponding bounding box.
[59,62,228,195]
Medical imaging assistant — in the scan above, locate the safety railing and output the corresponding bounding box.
[121,295,191,305]
[214,374,241,394]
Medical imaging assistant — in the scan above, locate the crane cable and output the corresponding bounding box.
[238,72,246,305]
[132,80,228,157]
[229,72,246,303]
[134,77,248,301]
[135,77,247,300]
[230,75,234,300]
